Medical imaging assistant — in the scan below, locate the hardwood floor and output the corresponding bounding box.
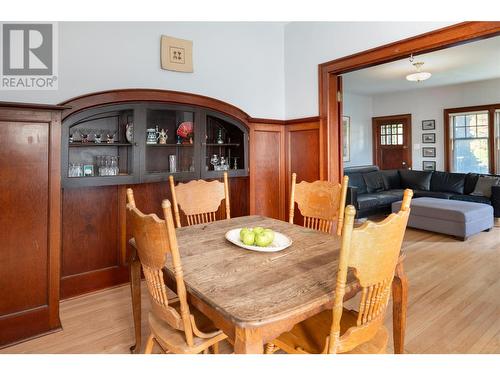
[1,227,499,354]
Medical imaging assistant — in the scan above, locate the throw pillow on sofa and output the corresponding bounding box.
[470,175,500,198]
[363,171,385,193]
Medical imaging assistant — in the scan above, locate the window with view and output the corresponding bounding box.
[449,111,490,174]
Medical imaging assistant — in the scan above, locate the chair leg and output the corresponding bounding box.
[211,342,219,354]
[264,343,276,354]
[144,334,156,354]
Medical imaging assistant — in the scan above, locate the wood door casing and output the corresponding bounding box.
[372,114,412,170]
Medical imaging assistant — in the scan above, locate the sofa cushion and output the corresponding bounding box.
[380,170,401,190]
[363,171,385,193]
[375,191,404,206]
[470,175,500,198]
[344,165,379,175]
[399,170,432,191]
[464,173,479,195]
[413,190,455,199]
[348,173,368,195]
[430,171,466,194]
[450,194,491,205]
[356,194,380,210]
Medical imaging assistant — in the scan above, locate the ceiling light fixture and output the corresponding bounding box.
[406,54,431,82]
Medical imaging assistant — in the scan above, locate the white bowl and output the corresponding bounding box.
[225,228,293,253]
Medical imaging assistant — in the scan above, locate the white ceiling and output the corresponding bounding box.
[343,36,500,96]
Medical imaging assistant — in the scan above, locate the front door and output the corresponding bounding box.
[372,114,412,170]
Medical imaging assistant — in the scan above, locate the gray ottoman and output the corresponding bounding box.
[392,197,494,240]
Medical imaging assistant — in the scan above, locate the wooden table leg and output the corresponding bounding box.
[234,327,264,354]
[129,248,142,354]
[392,261,408,354]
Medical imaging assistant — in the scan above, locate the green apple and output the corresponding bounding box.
[253,226,265,235]
[242,231,256,246]
[255,230,274,247]
[240,227,252,241]
[263,228,275,242]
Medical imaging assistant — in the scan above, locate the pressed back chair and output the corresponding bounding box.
[269,189,413,354]
[289,173,349,236]
[126,188,227,354]
[169,172,230,228]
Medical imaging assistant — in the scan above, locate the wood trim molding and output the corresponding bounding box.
[248,116,320,125]
[444,103,499,173]
[319,21,500,183]
[59,89,251,126]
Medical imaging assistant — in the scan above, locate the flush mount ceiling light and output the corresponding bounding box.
[406,54,432,82]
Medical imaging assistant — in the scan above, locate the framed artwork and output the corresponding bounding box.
[342,116,350,162]
[161,35,193,73]
[422,133,436,143]
[422,161,436,171]
[422,119,435,130]
[422,147,436,158]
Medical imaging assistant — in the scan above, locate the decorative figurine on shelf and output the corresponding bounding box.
[216,128,224,144]
[146,128,158,144]
[69,130,75,144]
[106,130,117,144]
[176,135,182,144]
[125,123,134,143]
[158,129,168,144]
[94,129,104,144]
[233,157,239,170]
[177,121,194,144]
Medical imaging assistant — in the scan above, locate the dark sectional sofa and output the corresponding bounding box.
[344,165,500,219]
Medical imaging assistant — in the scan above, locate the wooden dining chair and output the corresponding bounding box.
[169,172,230,228]
[126,188,227,354]
[268,189,413,354]
[289,173,349,236]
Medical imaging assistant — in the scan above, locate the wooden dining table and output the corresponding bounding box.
[128,215,408,354]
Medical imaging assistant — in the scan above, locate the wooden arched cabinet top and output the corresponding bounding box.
[59,88,251,127]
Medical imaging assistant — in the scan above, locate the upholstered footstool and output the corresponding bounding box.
[392,197,494,240]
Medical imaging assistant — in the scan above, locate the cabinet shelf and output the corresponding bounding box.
[69,142,132,147]
[204,143,241,147]
[146,143,193,147]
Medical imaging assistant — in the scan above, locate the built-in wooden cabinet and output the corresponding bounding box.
[61,102,248,189]
[0,102,63,348]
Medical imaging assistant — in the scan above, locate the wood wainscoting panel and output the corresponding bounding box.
[249,124,286,220]
[285,120,321,224]
[61,186,128,299]
[0,104,63,348]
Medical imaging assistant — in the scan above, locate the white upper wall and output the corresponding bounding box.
[1,22,460,120]
[284,22,454,119]
[0,22,286,119]
[343,92,373,167]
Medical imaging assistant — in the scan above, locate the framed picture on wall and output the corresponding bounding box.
[343,116,350,162]
[422,119,435,130]
[422,133,436,143]
[422,161,436,171]
[422,147,436,158]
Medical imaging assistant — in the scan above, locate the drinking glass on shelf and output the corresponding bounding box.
[110,156,119,176]
[68,162,83,177]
